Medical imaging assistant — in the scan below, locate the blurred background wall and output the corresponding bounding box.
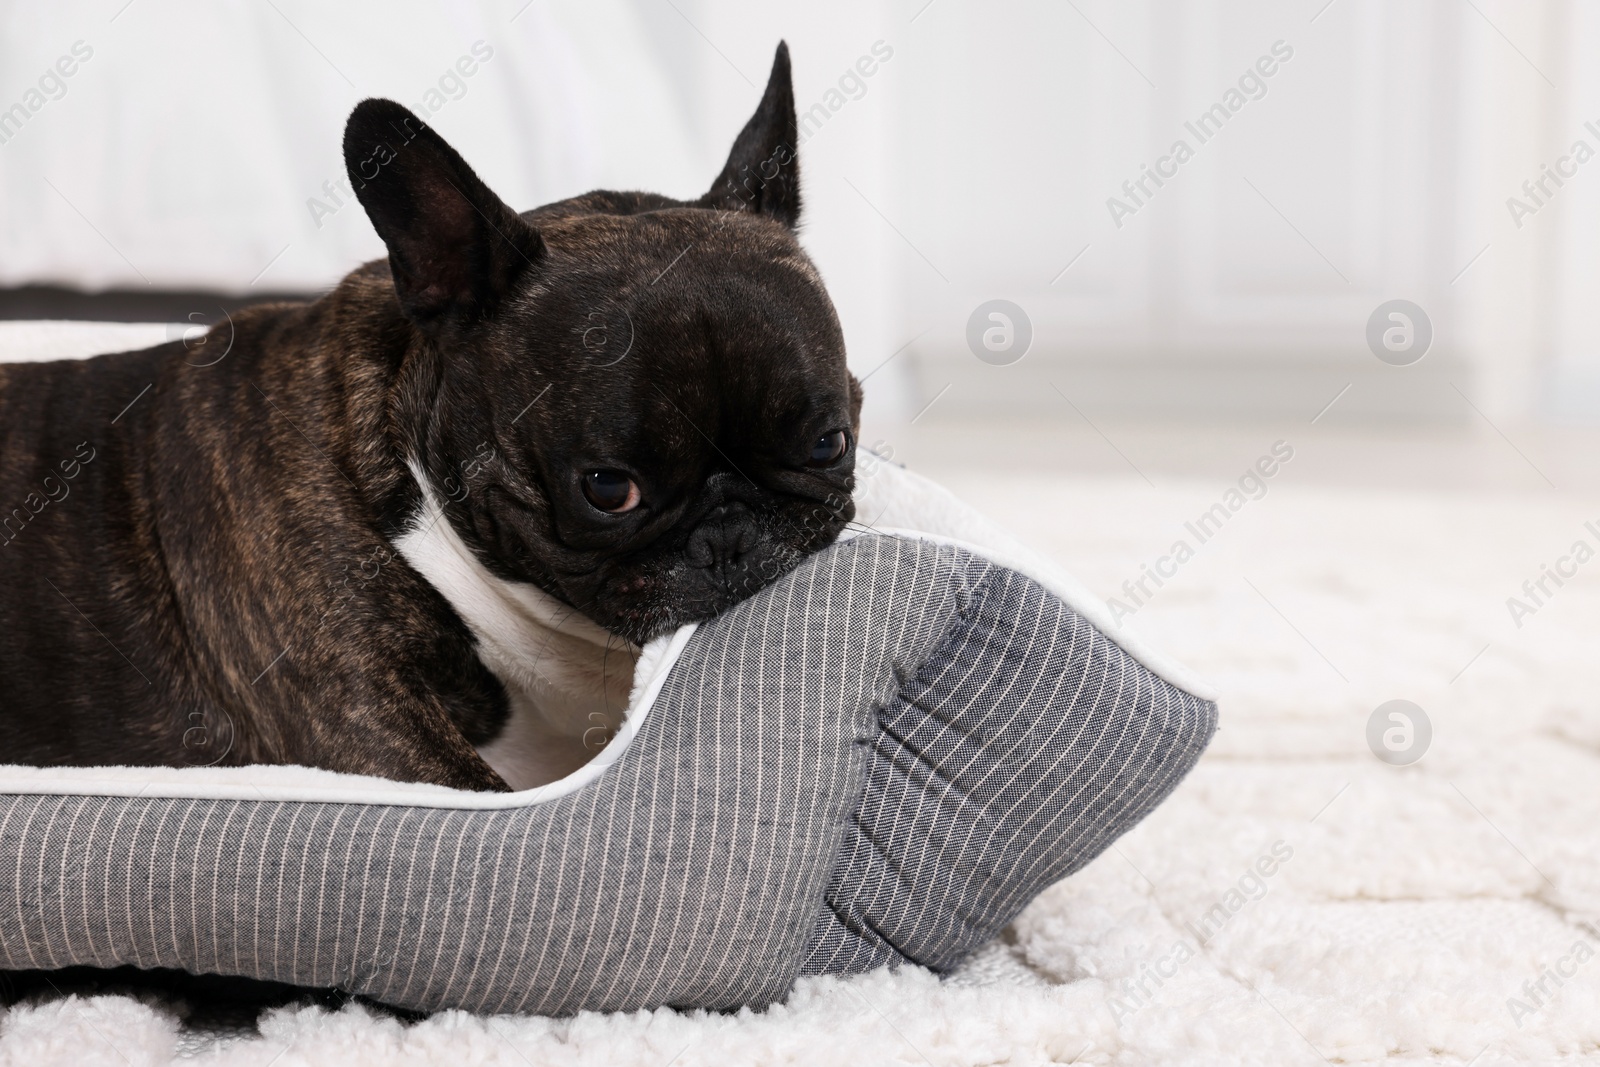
[1,0,1597,428]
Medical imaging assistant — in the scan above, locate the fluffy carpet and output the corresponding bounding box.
[3,459,1599,1065]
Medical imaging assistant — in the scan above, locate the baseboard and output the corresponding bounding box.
[902,348,1478,423]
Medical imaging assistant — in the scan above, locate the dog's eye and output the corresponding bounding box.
[806,430,849,468]
[582,470,640,513]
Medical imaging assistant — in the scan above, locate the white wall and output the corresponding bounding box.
[875,0,1582,423]
[3,0,1598,422]
[0,2,705,291]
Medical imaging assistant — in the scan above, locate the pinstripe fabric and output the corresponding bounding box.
[798,556,1217,974]
[0,535,1215,1013]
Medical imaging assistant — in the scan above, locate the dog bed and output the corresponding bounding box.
[0,328,1216,1014]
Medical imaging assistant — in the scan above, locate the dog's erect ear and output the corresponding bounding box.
[343,99,542,328]
[698,42,801,228]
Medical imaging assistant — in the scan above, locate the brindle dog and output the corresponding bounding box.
[0,43,860,791]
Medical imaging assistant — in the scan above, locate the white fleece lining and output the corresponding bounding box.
[0,624,696,811]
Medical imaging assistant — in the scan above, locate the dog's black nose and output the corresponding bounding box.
[686,506,756,573]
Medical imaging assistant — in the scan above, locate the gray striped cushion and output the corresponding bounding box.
[0,534,1215,1014]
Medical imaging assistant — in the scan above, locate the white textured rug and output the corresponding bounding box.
[4,449,1600,1064]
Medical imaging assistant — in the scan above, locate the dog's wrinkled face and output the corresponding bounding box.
[462,209,859,642]
[346,44,860,643]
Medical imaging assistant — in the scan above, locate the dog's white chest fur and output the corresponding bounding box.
[392,464,639,789]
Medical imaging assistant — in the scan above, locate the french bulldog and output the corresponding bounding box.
[0,42,860,792]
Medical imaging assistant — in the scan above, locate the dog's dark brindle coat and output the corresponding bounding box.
[0,44,860,791]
